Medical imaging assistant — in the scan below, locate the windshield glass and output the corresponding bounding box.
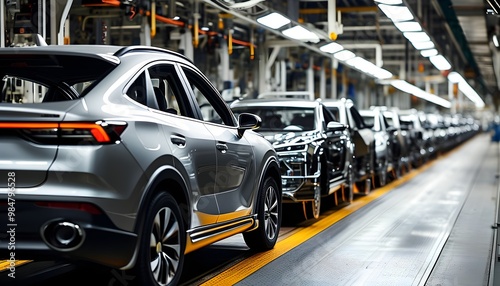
[233,105,316,132]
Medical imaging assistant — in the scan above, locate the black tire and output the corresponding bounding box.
[136,192,185,286]
[243,176,281,251]
[344,164,354,203]
[376,158,388,187]
[303,182,321,220]
[391,159,402,180]
[355,176,372,195]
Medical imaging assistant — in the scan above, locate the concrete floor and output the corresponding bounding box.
[232,134,498,286]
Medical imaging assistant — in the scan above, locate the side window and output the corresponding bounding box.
[147,64,187,116]
[322,106,335,127]
[181,66,235,126]
[350,107,366,129]
[125,64,194,118]
[126,72,147,106]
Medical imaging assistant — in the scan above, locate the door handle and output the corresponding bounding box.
[170,135,186,147]
[216,143,228,153]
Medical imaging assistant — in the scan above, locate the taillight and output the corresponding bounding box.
[0,121,127,145]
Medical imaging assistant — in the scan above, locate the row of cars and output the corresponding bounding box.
[231,94,480,220]
[0,44,479,285]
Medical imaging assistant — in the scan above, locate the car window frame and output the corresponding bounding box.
[176,63,237,127]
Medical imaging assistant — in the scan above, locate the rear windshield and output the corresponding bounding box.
[0,54,115,104]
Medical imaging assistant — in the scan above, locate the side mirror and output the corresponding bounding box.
[327,121,348,132]
[237,113,261,137]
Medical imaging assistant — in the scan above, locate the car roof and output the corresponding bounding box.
[0,45,194,86]
[0,44,191,65]
[231,98,319,108]
[320,98,352,107]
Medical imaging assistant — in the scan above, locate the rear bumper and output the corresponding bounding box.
[0,201,137,269]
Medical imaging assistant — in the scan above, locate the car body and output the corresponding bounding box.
[399,109,431,166]
[0,45,282,285]
[381,107,412,177]
[321,98,375,194]
[359,107,392,187]
[231,98,352,220]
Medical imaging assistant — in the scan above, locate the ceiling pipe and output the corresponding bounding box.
[328,0,343,40]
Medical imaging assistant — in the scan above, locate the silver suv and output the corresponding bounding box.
[0,45,282,285]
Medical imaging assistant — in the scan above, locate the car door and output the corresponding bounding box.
[178,65,256,223]
[130,64,220,225]
[321,105,347,182]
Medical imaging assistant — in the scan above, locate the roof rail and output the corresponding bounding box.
[114,45,192,62]
[258,91,314,100]
[34,34,48,46]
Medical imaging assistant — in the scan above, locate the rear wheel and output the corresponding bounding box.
[136,192,185,286]
[243,176,281,251]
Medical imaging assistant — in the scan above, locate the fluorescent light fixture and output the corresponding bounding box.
[345,57,372,70]
[376,69,394,80]
[320,42,344,54]
[377,4,414,22]
[447,71,462,83]
[333,50,355,61]
[403,31,430,43]
[256,12,291,29]
[201,26,210,31]
[494,35,499,47]
[420,49,438,57]
[374,0,403,4]
[282,26,320,43]
[411,40,435,50]
[173,16,180,20]
[429,55,451,70]
[394,21,422,32]
[447,72,485,108]
[391,80,451,108]
[345,57,393,79]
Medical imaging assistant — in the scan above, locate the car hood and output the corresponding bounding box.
[259,130,321,147]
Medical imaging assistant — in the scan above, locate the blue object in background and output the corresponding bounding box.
[492,123,500,142]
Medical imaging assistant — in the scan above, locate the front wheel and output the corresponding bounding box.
[303,183,321,220]
[136,192,185,286]
[376,158,388,187]
[243,176,281,251]
[343,164,354,203]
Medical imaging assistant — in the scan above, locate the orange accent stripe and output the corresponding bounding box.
[156,14,186,27]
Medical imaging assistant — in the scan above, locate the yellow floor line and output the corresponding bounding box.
[201,162,434,286]
[0,260,32,272]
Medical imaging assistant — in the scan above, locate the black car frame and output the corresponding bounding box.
[231,98,352,220]
[321,98,376,194]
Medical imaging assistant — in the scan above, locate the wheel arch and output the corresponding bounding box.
[134,166,190,234]
[255,154,282,209]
